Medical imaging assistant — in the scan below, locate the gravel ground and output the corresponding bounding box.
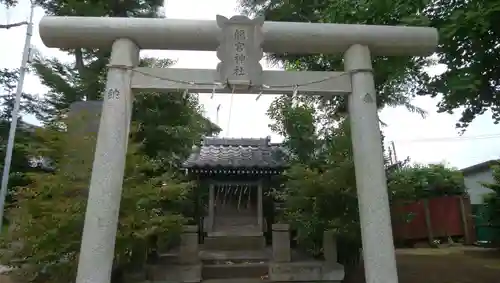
[344,247,500,283]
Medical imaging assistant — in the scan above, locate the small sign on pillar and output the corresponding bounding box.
[216,15,264,90]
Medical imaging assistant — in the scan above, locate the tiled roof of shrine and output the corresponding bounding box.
[182,137,288,169]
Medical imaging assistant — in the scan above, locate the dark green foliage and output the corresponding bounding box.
[33,0,164,17]
[482,163,500,244]
[0,68,39,120]
[0,127,192,282]
[266,86,465,268]
[425,1,500,129]
[239,0,500,130]
[266,94,361,263]
[0,0,17,7]
[1,0,219,282]
[0,68,41,229]
[387,163,466,201]
[239,0,429,120]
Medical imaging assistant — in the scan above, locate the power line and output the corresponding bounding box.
[226,89,235,136]
[393,133,500,144]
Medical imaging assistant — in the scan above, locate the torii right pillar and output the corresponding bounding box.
[344,44,399,283]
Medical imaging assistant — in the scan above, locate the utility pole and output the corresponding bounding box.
[226,92,234,136]
[216,104,221,125]
[216,104,221,136]
[388,147,394,165]
[0,2,36,232]
[390,141,398,164]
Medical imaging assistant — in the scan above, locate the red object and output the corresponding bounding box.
[391,195,475,243]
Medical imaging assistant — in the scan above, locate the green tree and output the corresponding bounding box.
[239,0,500,130]
[387,163,466,201]
[0,124,192,283]
[0,0,28,28]
[2,0,220,281]
[0,0,17,6]
[267,96,465,270]
[267,95,362,265]
[27,0,219,170]
[32,55,220,168]
[239,0,429,120]
[0,68,41,230]
[424,1,500,129]
[482,163,500,244]
[30,0,164,125]
[27,0,219,166]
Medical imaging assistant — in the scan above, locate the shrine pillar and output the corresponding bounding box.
[75,38,139,283]
[344,44,398,283]
[257,180,264,231]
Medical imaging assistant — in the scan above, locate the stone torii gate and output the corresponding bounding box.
[39,15,437,283]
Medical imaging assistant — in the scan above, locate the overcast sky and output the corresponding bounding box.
[1,0,500,169]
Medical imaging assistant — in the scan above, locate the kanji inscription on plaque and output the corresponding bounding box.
[216,15,264,89]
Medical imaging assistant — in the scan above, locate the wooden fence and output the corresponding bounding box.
[391,195,475,245]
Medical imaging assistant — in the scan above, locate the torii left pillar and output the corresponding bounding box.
[75,38,139,283]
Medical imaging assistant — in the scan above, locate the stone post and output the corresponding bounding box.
[208,184,215,233]
[323,230,338,263]
[67,101,103,135]
[423,198,434,245]
[180,225,200,264]
[344,44,399,283]
[272,224,291,262]
[63,101,102,180]
[257,181,263,232]
[75,38,140,283]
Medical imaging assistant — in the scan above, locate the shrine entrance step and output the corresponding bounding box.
[203,235,266,251]
[202,262,268,279]
[200,249,270,264]
[203,279,269,283]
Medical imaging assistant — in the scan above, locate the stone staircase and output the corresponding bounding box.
[203,280,268,283]
[146,225,344,283]
[203,234,266,251]
[201,231,269,281]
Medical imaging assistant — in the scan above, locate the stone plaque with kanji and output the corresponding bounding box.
[216,15,264,89]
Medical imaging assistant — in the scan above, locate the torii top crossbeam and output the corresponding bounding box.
[39,16,438,56]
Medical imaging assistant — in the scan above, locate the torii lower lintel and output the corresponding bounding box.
[131,68,352,95]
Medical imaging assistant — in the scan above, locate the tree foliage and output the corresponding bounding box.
[32,55,219,167]
[1,0,219,281]
[239,0,500,130]
[267,94,465,267]
[267,94,360,264]
[0,68,41,230]
[0,69,38,120]
[273,122,361,261]
[0,123,192,283]
[425,1,500,128]
[387,163,466,201]
[239,0,430,120]
[0,0,17,7]
[482,163,500,244]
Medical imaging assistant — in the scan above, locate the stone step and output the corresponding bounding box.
[203,236,266,251]
[146,263,202,282]
[200,249,270,264]
[155,252,179,265]
[202,262,268,279]
[203,278,269,283]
